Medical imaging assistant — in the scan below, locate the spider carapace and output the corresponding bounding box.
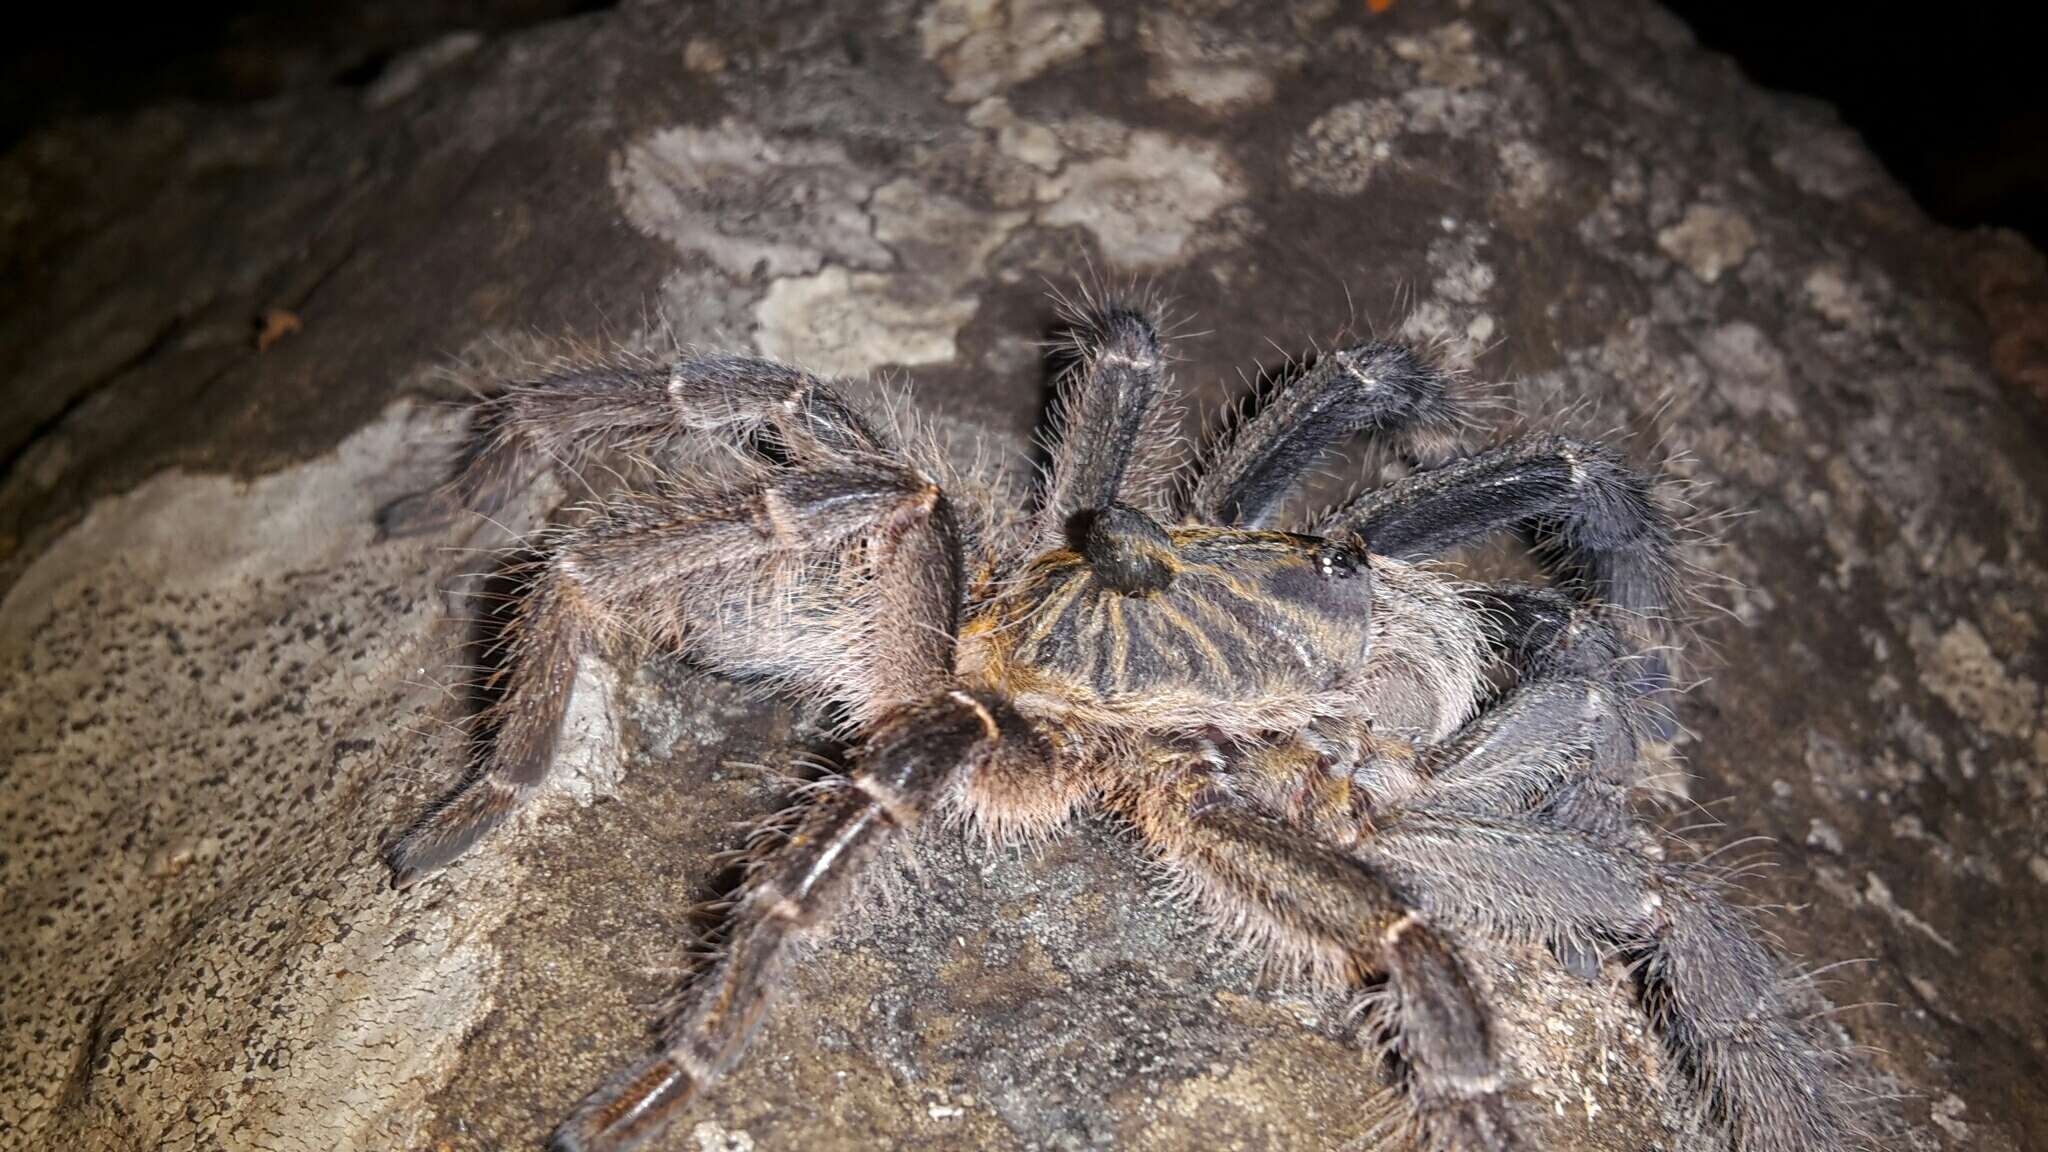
[966,514,1376,724]
[382,302,1855,1152]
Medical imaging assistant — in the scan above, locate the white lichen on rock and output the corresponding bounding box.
[1289,99,1405,195]
[1657,203,1759,284]
[1139,10,1300,114]
[1494,138,1556,211]
[691,1120,757,1152]
[754,181,1027,375]
[1913,618,2043,741]
[1289,77,1521,200]
[1698,322,1799,422]
[919,0,1105,104]
[1040,130,1243,267]
[756,267,983,377]
[612,121,889,278]
[1390,20,1488,88]
[967,97,1064,173]
[1397,226,1499,369]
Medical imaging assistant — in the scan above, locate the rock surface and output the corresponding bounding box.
[4,2,2045,1150]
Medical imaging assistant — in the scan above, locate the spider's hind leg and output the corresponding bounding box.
[1367,813,1855,1152]
[1111,771,1524,1151]
[1408,585,1662,838]
[380,356,889,537]
[386,460,958,887]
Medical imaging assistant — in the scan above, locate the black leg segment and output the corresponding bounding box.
[1474,582,1673,742]
[1038,306,1174,536]
[1192,342,1462,529]
[1322,436,1675,622]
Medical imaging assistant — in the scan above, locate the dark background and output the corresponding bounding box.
[5,3,2044,250]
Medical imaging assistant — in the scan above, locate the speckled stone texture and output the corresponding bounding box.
[3,2,2044,1150]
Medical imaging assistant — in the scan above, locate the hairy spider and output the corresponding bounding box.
[381,302,1852,1152]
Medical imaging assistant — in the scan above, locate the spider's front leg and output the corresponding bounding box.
[1110,767,1523,1152]
[1322,435,1675,641]
[549,689,1045,1152]
[1035,305,1179,541]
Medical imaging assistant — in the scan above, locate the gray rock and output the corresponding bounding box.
[3,2,2043,1150]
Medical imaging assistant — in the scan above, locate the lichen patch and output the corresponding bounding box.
[967,97,1064,173]
[1139,11,1299,115]
[1038,131,1243,268]
[1657,203,1759,284]
[1396,227,1499,369]
[752,181,1026,375]
[1495,138,1556,211]
[1698,322,1799,422]
[1288,99,1405,196]
[756,266,982,377]
[612,121,889,279]
[1288,78,1517,200]
[1914,618,2043,741]
[919,0,1105,104]
[1389,20,1487,88]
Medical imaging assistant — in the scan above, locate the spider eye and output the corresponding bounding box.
[1316,541,1368,581]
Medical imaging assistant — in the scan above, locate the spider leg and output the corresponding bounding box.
[549,690,1038,1152]
[1191,341,1462,528]
[379,356,888,536]
[386,461,960,887]
[1399,678,1638,829]
[1479,583,1640,685]
[1366,812,1853,1152]
[1035,305,1176,540]
[1204,577,1649,863]
[1323,435,1674,626]
[1413,585,1656,837]
[1323,435,1679,728]
[1112,772,1523,1152]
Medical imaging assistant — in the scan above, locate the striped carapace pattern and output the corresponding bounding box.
[963,525,1375,724]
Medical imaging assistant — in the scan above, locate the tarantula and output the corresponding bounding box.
[381,302,1851,1152]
